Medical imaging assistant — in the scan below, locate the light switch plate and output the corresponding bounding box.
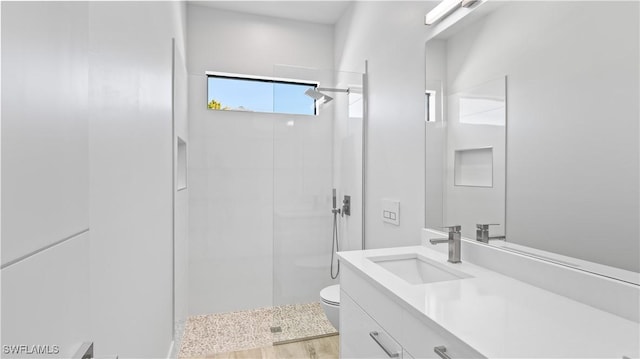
[381,199,400,226]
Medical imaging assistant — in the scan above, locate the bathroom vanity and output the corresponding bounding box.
[338,245,639,359]
[338,1,640,357]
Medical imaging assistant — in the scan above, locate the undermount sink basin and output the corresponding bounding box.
[368,253,472,285]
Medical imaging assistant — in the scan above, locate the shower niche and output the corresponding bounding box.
[454,147,493,187]
[177,137,187,191]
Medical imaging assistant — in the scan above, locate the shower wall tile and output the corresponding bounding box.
[207,169,273,202]
[186,200,209,261]
[206,114,275,140]
[189,254,274,314]
[206,135,274,170]
[208,203,273,251]
[272,114,336,306]
[273,138,300,170]
[188,111,275,314]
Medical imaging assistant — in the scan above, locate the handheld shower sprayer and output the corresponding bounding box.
[332,188,340,215]
[332,188,336,209]
[330,188,340,279]
[329,189,350,279]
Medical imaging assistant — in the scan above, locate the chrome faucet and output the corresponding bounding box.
[476,224,506,243]
[429,225,462,263]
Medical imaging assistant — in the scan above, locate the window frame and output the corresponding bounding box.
[206,71,319,116]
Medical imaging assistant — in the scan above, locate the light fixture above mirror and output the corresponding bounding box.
[425,0,479,26]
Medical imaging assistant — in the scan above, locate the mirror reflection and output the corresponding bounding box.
[425,1,639,282]
[425,38,506,242]
[445,77,506,239]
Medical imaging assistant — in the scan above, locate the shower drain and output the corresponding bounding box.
[270,326,282,333]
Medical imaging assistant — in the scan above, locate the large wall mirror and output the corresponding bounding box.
[425,1,639,284]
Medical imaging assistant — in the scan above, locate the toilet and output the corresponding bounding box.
[320,284,340,331]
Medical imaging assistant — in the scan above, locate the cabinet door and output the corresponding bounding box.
[341,291,403,359]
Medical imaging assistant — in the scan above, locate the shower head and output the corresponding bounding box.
[305,86,349,105]
[305,88,334,104]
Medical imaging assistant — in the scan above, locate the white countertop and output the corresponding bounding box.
[338,245,640,359]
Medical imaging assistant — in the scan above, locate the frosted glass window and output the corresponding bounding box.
[207,73,317,116]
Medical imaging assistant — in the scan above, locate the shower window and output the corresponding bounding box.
[206,72,317,115]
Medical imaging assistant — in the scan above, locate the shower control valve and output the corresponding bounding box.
[342,195,351,217]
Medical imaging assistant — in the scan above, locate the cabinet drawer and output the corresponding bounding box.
[341,264,485,359]
[341,264,406,338]
[341,290,404,359]
[402,310,485,359]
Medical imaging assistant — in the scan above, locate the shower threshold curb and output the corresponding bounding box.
[273,331,339,346]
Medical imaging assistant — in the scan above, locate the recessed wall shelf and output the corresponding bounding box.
[454,147,493,187]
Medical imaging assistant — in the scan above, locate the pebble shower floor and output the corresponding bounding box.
[178,302,338,358]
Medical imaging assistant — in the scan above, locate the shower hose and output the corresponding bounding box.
[330,209,340,279]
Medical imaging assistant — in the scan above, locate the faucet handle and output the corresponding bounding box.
[442,225,461,233]
[476,223,499,230]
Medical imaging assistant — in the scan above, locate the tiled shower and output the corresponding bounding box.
[182,61,364,356]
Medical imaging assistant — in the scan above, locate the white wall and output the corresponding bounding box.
[335,2,436,249]
[2,2,188,358]
[1,1,90,267]
[187,5,335,315]
[1,0,3,346]
[442,2,639,272]
[2,234,91,359]
[173,26,190,340]
[88,2,187,357]
[1,3,91,357]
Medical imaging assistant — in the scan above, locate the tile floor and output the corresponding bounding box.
[179,302,337,358]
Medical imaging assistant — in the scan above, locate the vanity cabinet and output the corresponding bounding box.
[340,245,640,358]
[340,265,485,359]
[341,293,404,358]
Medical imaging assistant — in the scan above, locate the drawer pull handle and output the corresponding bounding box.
[369,331,400,358]
[434,345,452,359]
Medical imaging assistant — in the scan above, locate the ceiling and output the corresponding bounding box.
[188,1,353,25]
